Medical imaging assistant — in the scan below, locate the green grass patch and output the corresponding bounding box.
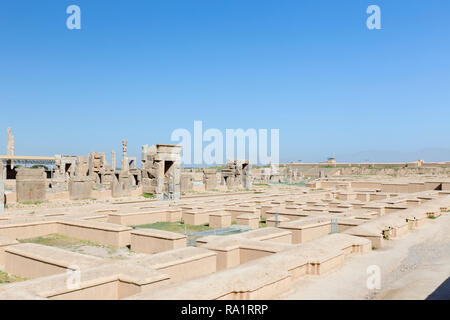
[291,183,306,187]
[132,221,211,234]
[20,201,43,205]
[19,234,107,249]
[19,234,120,256]
[253,183,269,186]
[141,193,155,199]
[273,182,306,187]
[0,270,27,284]
[259,218,267,228]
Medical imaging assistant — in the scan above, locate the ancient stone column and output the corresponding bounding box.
[0,160,5,181]
[6,127,14,169]
[242,162,252,189]
[111,150,116,171]
[155,160,164,200]
[121,140,129,171]
[0,180,4,212]
[203,169,217,190]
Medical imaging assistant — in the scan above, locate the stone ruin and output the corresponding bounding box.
[141,144,181,200]
[203,168,217,191]
[52,155,77,192]
[51,140,143,199]
[16,167,46,203]
[89,152,107,186]
[49,140,147,199]
[53,141,182,201]
[1,176,449,300]
[181,171,194,192]
[0,181,3,212]
[111,140,132,198]
[6,127,14,169]
[221,160,252,190]
[0,127,259,203]
[0,161,4,211]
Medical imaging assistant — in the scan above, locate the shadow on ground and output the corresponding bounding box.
[426,277,450,300]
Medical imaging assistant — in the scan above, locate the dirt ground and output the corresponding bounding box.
[19,234,146,260]
[280,213,450,300]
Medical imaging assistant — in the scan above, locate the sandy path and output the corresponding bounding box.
[280,213,450,300]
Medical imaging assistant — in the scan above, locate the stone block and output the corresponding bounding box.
[16,168,46,203]
[209,211,232,228]
[68,177,92,200]
[236,214,260,230]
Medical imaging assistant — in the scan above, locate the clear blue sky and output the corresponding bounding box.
[0,0,449,163]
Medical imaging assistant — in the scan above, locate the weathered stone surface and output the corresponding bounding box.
[111,150,116,170]
[68,176,92,200]
[0,160,5,181]
[141,144,181,200]
[221,160,252,190]
[181,173,193,192]
[203,169,217,190]
[0,180,4,211]
[111,171,131,198]
[16,168,46,203]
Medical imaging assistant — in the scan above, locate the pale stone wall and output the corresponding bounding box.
[57,220,132,247]
[209,212,231,228]
[0,180,448,300]
[68,176,92,200]
[0,236,18,266]
[130,229,186,254]
[0,179,4,211]
[4,243,106,279]
[16,168,46,203]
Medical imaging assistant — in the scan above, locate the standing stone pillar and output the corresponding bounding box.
[111,150,116,171]
[155,161,164,200]
[172,161,181,200]
[0,180,4,212]
[203,169,217,190]
[0,160,5,182]
[1,161,6,211]
[243,163,252,189]
[6,127,14,169]
[121,140,129,171]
